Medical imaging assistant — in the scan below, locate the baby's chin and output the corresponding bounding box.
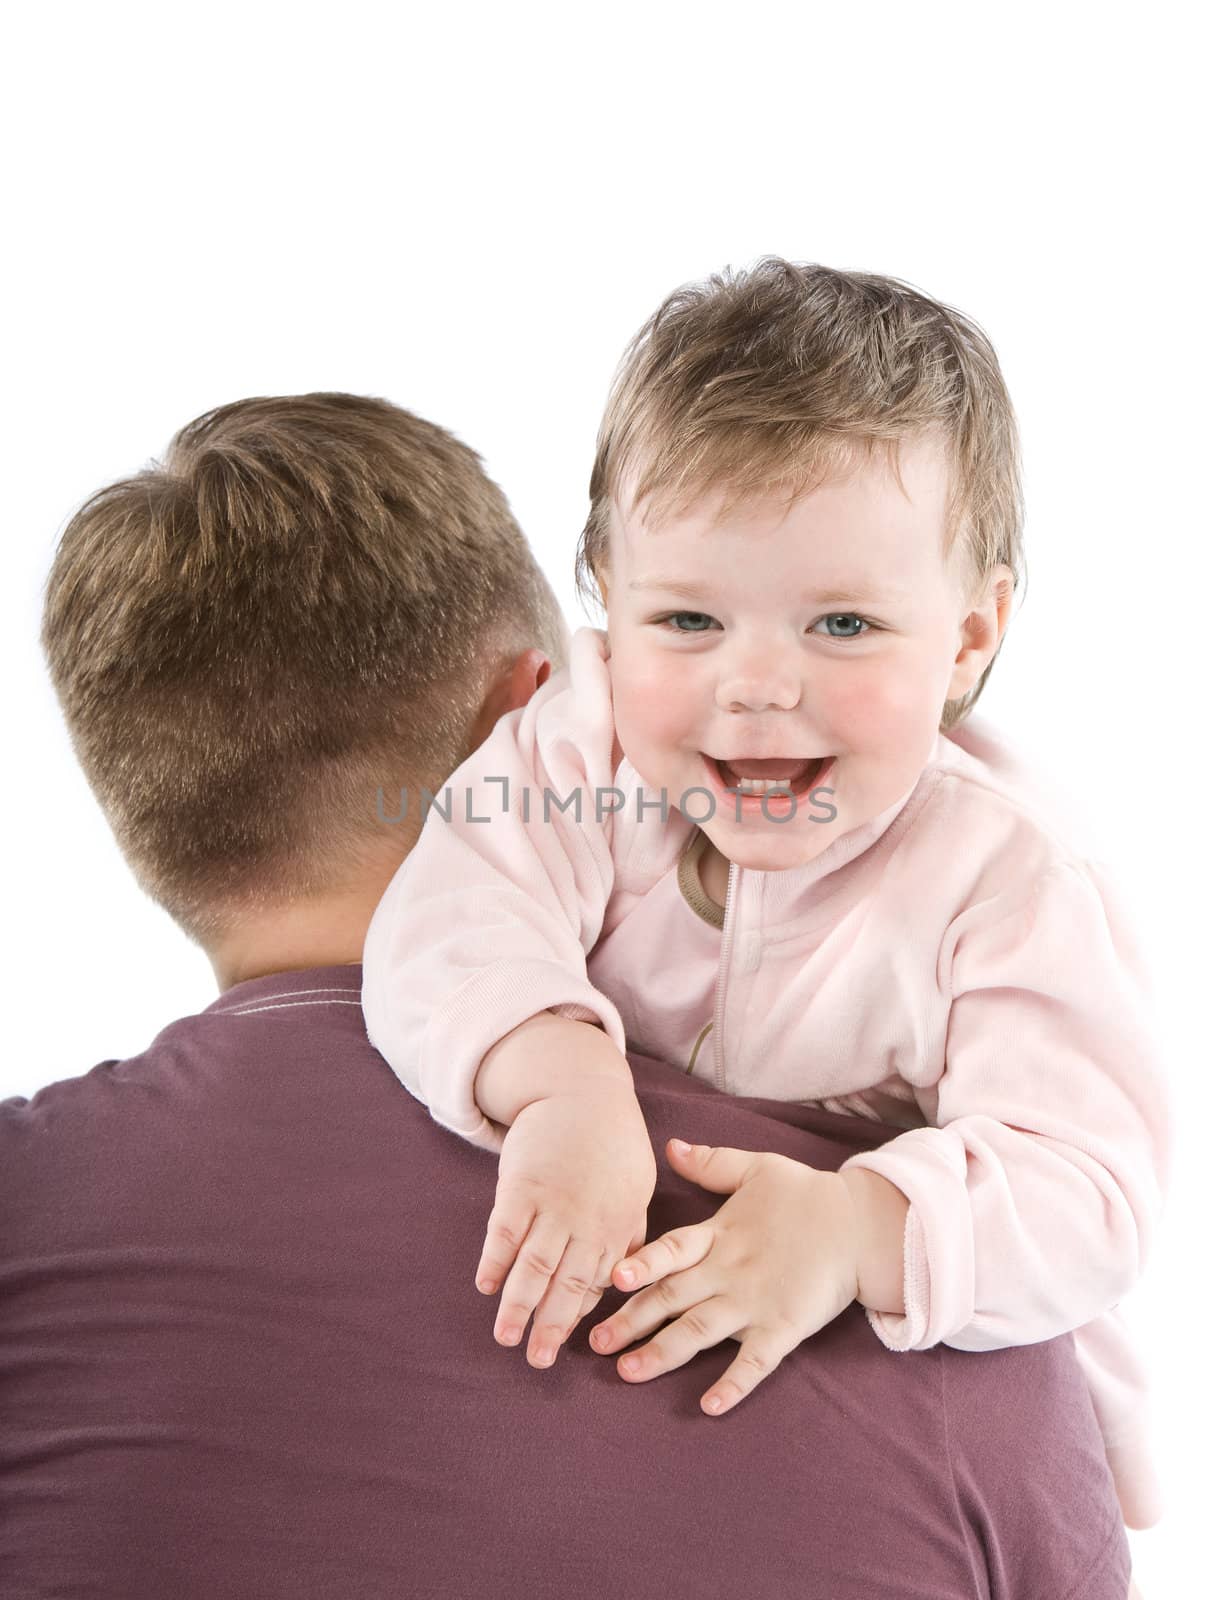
[699,818,854,875]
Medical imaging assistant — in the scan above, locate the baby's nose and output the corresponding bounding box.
[715,654,802,714]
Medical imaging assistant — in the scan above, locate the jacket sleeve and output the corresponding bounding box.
[361,628,628,1155]
[839,857,1172,1352]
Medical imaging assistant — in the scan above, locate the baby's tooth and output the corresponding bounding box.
[735,777,792,794]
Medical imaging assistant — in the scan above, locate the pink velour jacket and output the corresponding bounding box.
[363,627,1172,1527]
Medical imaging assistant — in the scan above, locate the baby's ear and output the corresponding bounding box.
[946,566,1013,700]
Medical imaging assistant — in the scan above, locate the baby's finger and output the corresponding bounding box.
[526,1238,609,1367]
[563,1259,609,1342]
[613,1221,710,1291]
[591,1257,710,1355]
[699,1329,794,1416]
[475,1194,537,1295]
[611,1295,740,1385]
[564,1296,598,1344]
[491,1215,572,1351]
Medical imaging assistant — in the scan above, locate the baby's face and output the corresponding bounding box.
[603,436,988,872]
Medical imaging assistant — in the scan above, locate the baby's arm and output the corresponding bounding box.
[362,629,626,1152]
[361,631,659,1358]
[839,856,1171,1353]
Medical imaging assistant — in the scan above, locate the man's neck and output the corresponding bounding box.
[198,651,555,993]
[206,871,404,992]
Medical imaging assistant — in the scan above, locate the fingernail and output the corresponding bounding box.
[620,1355,642,1376]
[531,1345,555,1367]
[670,1139,692,1156]
[592,1327,612,1352]
[477,1278,496,1294]
[615,1265,635,1286]
[497,1324,521,1346]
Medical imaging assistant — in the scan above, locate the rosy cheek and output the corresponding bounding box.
[612,659,695,751]
[816,665,892,735]
[822,655,942,760]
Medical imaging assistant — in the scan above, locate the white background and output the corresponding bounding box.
[3,3,1199,1590]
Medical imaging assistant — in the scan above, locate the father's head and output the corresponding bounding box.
[41,393,566,984]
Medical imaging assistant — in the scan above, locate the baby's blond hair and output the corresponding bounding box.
[577,259,1026,729]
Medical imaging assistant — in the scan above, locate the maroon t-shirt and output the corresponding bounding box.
[0,965,1129,1598]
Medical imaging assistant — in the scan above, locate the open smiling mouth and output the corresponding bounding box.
[701,753,835,798]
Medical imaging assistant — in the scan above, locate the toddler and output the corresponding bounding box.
[363,260,1169,1531]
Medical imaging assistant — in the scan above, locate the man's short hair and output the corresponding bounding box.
[577,258,1027,729]
[42,393,566,942]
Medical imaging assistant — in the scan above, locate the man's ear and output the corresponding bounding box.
[465,649,552,752]
[946,565,1014,702]
[491,647,553,718]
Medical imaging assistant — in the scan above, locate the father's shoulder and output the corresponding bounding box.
[1,1012,198,1143]
[1,1032,181,1238]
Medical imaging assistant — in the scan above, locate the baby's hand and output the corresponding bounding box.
[588,1140,861,1414]
[476,1078,657,1369]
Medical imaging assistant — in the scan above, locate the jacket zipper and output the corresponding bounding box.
[711,861,739,1095]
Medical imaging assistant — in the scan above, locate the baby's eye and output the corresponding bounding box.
[658,611,718,633]
[812,613,874,640]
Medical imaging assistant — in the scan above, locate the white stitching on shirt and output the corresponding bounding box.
[220,985,360,1012]
[221,998,363,1017]
[225,985,359,1004]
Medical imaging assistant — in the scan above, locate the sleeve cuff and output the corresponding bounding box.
[421,960,628,1154]
[840,1128,977,1351]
